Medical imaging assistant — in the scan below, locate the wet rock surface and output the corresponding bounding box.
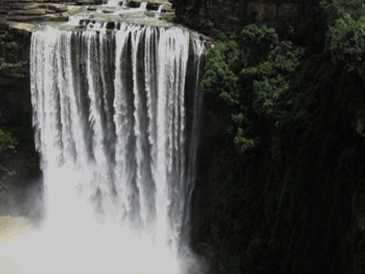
[0,0,173,23]
[1,0,72,22]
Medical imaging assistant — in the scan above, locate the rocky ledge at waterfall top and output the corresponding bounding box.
[0,0,175,31]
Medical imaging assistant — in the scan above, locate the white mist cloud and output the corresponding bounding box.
[0,222,202,274]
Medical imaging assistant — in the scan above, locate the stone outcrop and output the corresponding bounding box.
[127,0,173,11]
[173,0,319,36]
[0,0,174,23]
[0,0,102,22]
[246,0,299,23]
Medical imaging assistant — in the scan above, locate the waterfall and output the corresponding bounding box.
[156,4,165,17]
[140,1,148,10]
[27,23,205,273]
[107,0,122,6]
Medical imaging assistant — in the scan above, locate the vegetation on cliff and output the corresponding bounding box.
[202,25,303,153]
[193,1,365,274]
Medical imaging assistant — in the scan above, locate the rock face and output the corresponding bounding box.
[173,0,319,36]
[128,0,173,12]
[0,24,41,216]
[0,0,174,23]
[246,1,299,22]
[0,0,102,22]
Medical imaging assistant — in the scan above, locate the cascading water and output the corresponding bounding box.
[140,1,148,10]
[156,4,165,17]
[107,0,122,6]
[4,22,204,274]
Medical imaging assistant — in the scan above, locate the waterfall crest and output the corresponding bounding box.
[30,23,205,256]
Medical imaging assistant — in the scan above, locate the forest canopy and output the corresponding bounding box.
[196,1,365,274]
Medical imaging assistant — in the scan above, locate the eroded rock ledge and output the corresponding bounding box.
[0,0,173,23]
[0,0,97,22]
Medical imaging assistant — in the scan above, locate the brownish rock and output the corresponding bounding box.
[6,13,68,22]
[8,8,47,16]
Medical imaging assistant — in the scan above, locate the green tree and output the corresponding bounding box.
[202,25,303,153]
[0,129,16,153]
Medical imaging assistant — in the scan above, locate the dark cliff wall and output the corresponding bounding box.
[0,24,41,216]
[173,0,321,42]
[187,3,365,274]
[193,65,365,274]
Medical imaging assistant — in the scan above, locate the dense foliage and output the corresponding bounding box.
[194,2,365,274]
[202,25,303,153]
